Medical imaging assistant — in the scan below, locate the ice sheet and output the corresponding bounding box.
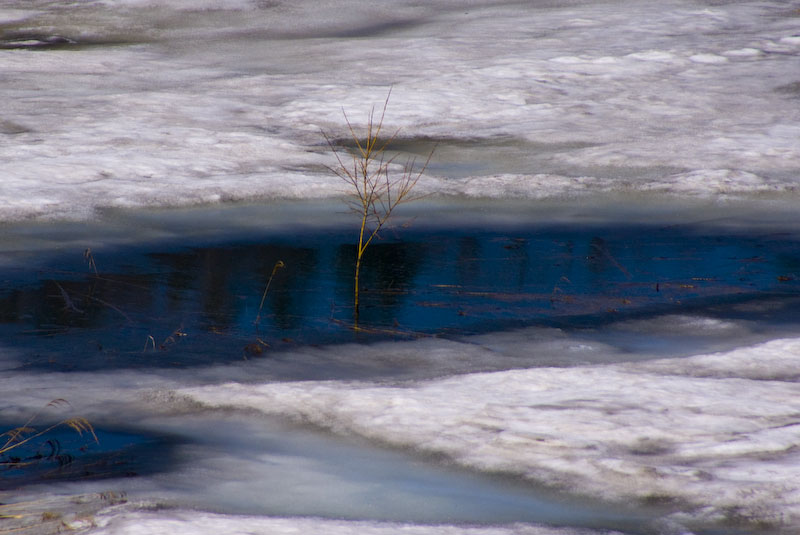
[2,318,798,531]
[180,336,800,529]
[88,510,625,535]
[1,0,799,220]
[2,0,800,532]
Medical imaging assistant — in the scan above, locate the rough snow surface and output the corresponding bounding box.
[1,0,799,220]
[3,0,800,533]
[181,337,800,528]
[89,510,624,535]
[2,320,799,532]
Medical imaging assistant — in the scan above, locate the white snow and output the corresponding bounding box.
[179,336,800,528]
[2,0,800,532]
[0,9,37,23]
[0,0,798,220]
[688,54,728,64]
[2,318,800,531]
[89,510,621,535]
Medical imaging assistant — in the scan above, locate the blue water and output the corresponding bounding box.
[1,203,799,375]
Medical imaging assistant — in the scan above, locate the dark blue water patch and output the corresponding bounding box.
[1,221,799,372]
[0,422,176,490]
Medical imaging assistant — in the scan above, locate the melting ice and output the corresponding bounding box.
[2,0,800,533]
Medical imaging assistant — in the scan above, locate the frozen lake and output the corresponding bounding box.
[2,0,800,534]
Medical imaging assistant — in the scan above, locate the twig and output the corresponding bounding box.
[254,260,286,327]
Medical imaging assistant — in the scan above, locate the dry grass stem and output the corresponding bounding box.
[1,400,98,460]
[254,260,286,327]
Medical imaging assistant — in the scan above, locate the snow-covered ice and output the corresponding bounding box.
[3,327,799,532]
[2,0,800,533]
[88,510,626,535]
[1,0,799,219]
[179,336,800,529]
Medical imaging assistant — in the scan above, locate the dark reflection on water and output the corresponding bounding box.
[2,223,800,371]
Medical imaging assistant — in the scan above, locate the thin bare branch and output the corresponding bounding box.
[322,89,434,327]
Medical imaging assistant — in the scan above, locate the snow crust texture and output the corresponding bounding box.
[90,510,623,535]
[1,0,800,220]
[182,337,800,530]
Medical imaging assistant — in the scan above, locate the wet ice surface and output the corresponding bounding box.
[3,313,800,534]
[2,0,800,533]
[6,407,655,531]
[182,339,800,532]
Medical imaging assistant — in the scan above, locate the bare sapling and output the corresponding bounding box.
[323,90,434,327]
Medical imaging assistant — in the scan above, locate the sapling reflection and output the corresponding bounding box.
[323,91,434,328]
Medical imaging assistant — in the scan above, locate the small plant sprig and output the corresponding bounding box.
[323,90,434,327]
[84,248,98,276]
[254,260,286,328]
[143,325,187,352]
